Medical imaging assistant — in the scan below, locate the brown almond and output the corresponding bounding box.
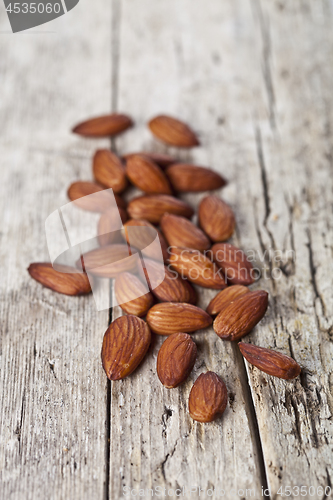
[72,113,133,137]
[239,343,301,380]
[115,272,154,317]
[67,181,126,212]
[148,115,199,148]
[101,315,151,380]
[161,213,210,252]
[80,244,138,278]
[28,263,91,296]
[98,207,127,246]
[93,150,128,193]
[143,259,197,304]
[189,372,228,423]
[126,154,172,195]
[123,152,176,168]
[206,285,250,316]
[146,302,212,335]
[198,195,235,242]
[123,219,169,262]
[166,164,226,192]
[157,333,197,388]
[211,243,254,285]
[127,195,194,224]
[169,247,226,289]
[213,290,268,341]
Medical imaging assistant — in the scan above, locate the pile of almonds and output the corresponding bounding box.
[28,113,301,423]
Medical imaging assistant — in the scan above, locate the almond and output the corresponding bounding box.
[169,247,226,289]
[123,219,169,262]
[148,115,199,148]
[28,263,91,296]
[80,244,138,278]
[211,243,255,285]
[166,164,226,192]
[213,290,268,341]
[206,285,250,316]
[93,150,128,193]
[123,152,176,169]
[189,372,228,423]
[127,195,194,224]
[98,207,127,246]
[157,333,197,388]
[101,315,151,380]
[72,113,133,137]
[146,302,212,335]
[115,272,154,317]
[161,213,210,252]
[239,343,301,380]
[67,181,126,212]
[143,258,197,304]
[126,154,172,195]
[198,195,235,242]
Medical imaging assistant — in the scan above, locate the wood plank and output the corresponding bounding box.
[0,3,112,499]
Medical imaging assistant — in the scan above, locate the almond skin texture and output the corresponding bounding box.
[123,152,176,169]
[115,272,154,317]
[127,195,194,224]
[189,372,228,423]
[160,213,210,252]
[72,113,133,137]
[98,207,127,246]
[93,150,128,193]
[148,115,199,148]
[157,333,197,388]
[126,155,172,195]
[206,285,250,316]
[80,244,138,278]
[28,263,91,296]
[214,290,268,341]
[143,259,197,304]
[198,195,235,242]
[146,303,212,335]
[123,219,169,262]
[166,164,226,193]
[101,315,151,380]
[67,181,126,211]
[169,247,226,289]
[211,243,254,285]
[239,343,301,380]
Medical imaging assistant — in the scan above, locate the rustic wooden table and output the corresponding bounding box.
[1,1,333,499]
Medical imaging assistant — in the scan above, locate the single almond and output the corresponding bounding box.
[213,290,268,341]
[206,285,250,315]
[189,372,228,423]
[28,263,91,296]
[166,164,226,192]
[143,258,197,304]
[160,213,210,252]
[127,195,194,224]
[157,333,197,388]
[72,113,133,137]
[211,243,255,285]
[169,247,226,289]
[146,302,212,335]
[115,272,154,317]
[93,150,128,193]
[123,152,176,169]
[148,115,199,148]
[123,219,169,262]
[239,343,301,380]
[98,207,127,246]
[67,181,126,212]
[80,244,138,278]
[126,154,172,195]
[198,195,235,242]
[101,315,151,380]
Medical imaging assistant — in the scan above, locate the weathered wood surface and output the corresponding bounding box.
[1,1,333,500]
